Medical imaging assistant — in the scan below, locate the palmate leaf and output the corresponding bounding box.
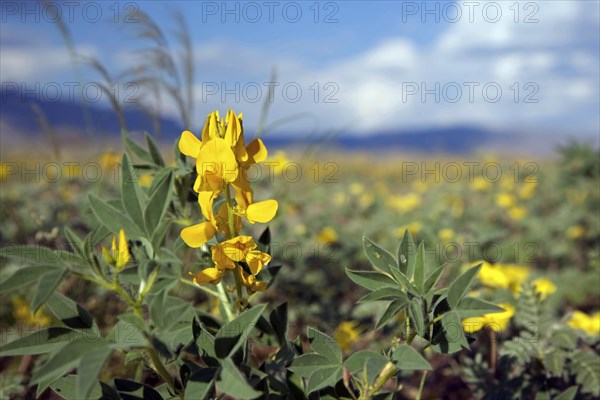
[345,351,388,375]
[307,365,343,394]
[308,328,342,364]
[376,299,409,330]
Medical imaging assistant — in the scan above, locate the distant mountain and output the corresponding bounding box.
[0,89,589,155]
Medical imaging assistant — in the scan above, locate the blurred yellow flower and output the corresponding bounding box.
[12,297,51,327]
[501,264,530,292]
[269,151,289,175]
[438,228,455,243]
[462,304,515,333]
[412,180,429,193]
[478,261,510,289]
[294,224,307,236]
[350,183,365,196]
[99,151,121,171]
[508,206,527,221]
[567,311,600,336]
[500,176,515,190]
[317,227,338,244]
[335,321,362,352]
[138,173,153,188]
[359,193,375,208]
[388,193,421,213]
[0,162,9,181]
[333,192,347,206]
[566,225,585,240]
[471,176,491,192]
[395,221,422,237]
[496,193,516,209]
[518,181,537,199]
[532,277,557,300]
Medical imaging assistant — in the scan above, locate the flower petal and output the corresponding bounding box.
[198,137,238,183]
[246,199,278,223]
[193,267,222,284]
[181,222,216,248]
[246,138,268,164]
[179,130,202,157]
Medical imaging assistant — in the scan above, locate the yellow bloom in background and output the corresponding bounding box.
[333,192,347,206]
[12,297,51,327]
[335,321,362,352]
[518,181,538,199]
[462,304,515,333]
[470,176,491,192]
[501,263,530,293]
[532,277,557,300]
[508,205,527,221]
[411,180,429,193]
[496,193,516,209]
[268,150,289,175]
[294,224,307,236]
[394,221,422,238]
[567,311,600,336]
[102,229,130,270]
[349,183,365,196]
[438,228,455,243]
[0,162,10,181]
[388,193,421,213]
[477,261,511,289]
[500,176,515,191]
[317,227,338,244]
[138,173,153,188]
[359,193,375,208]
[99,151,121,171]
[566,225,585,240]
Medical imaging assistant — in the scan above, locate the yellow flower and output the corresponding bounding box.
[240,271,269,295]
[388,193,421,213]
[438,228,455,243]
[138,173,153,188]
[411,180,429,193]
[500,176,515,190]
[518,181,537,199]
[477,261,511,289]
[532,277,557,300]
[294,224,307,235]
[501,263,530,293]
[335,321,362,352]
[12,297,51,327]
[333,193,347,205]
[567,311,600,336]
[190,267,223,285]
[102,229,130,270]
[349,183,365,196]
[359,193,374,208]
[566,225,584,240]
[496,193,516,209]
[508,206,527,221]
[99,152,121,171]
[317,227,338,244]
[462,304,515,333]
[394,221,422,238]
[470,176,491,192]
[268,150,289,175]
[0,162,10,181]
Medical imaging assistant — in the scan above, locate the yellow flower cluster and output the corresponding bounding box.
[567,311,600,336]
[102,229,131,270]
[179,110,277,292]
[475,261,557,299]
[335,321,362,352]
[462,303,515,333]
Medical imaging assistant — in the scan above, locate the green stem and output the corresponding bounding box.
[216,281,234,322]
[179,277,220,297]
[147,345,180,398]
[416,370,427,400]
[224,183,245,310]
[358,362,398,400]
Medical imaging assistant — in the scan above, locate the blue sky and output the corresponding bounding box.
[1,1,599,136]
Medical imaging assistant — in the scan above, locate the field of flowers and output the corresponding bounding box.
[0,122,599,399]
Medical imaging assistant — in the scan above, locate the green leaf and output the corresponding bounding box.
[216,358,261,399]
[307,365,343,394]
[363,236,397,275]
[31,338,109,396]
[1,265,60,294]
[423,264,445,294]
[0,245,69,266]
[390,268,420,294]
[185,368,216,400]
[214,304,266,359]
[308,327,342,364]
[76,346,112,399]
[391,345,431,371]
[122,129,151,162]
[431,311,469,354]
[121,153,147,232]
[365,358,390,385]
[0,327,80,356]
[554,386,579,400]
[376,299,409,330]
[64,227,86,262]
[50,375,102,400]
[150,289,168,329]
[397,229,416,276]
[549,328,578,350]
[447,264,481,309]
[571,351,600,396]
[345,351,388,374]
[289,354,332,378]
[408,298,425,337]
[455,297,505,318]
[414,243,428,292]
[31,268,67,312]
[88,193,144,239]
[358,287,408,303]
[146,133,165,166]
[346,269,398,291]
[46,292,96,332]
[144,170,174,235]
